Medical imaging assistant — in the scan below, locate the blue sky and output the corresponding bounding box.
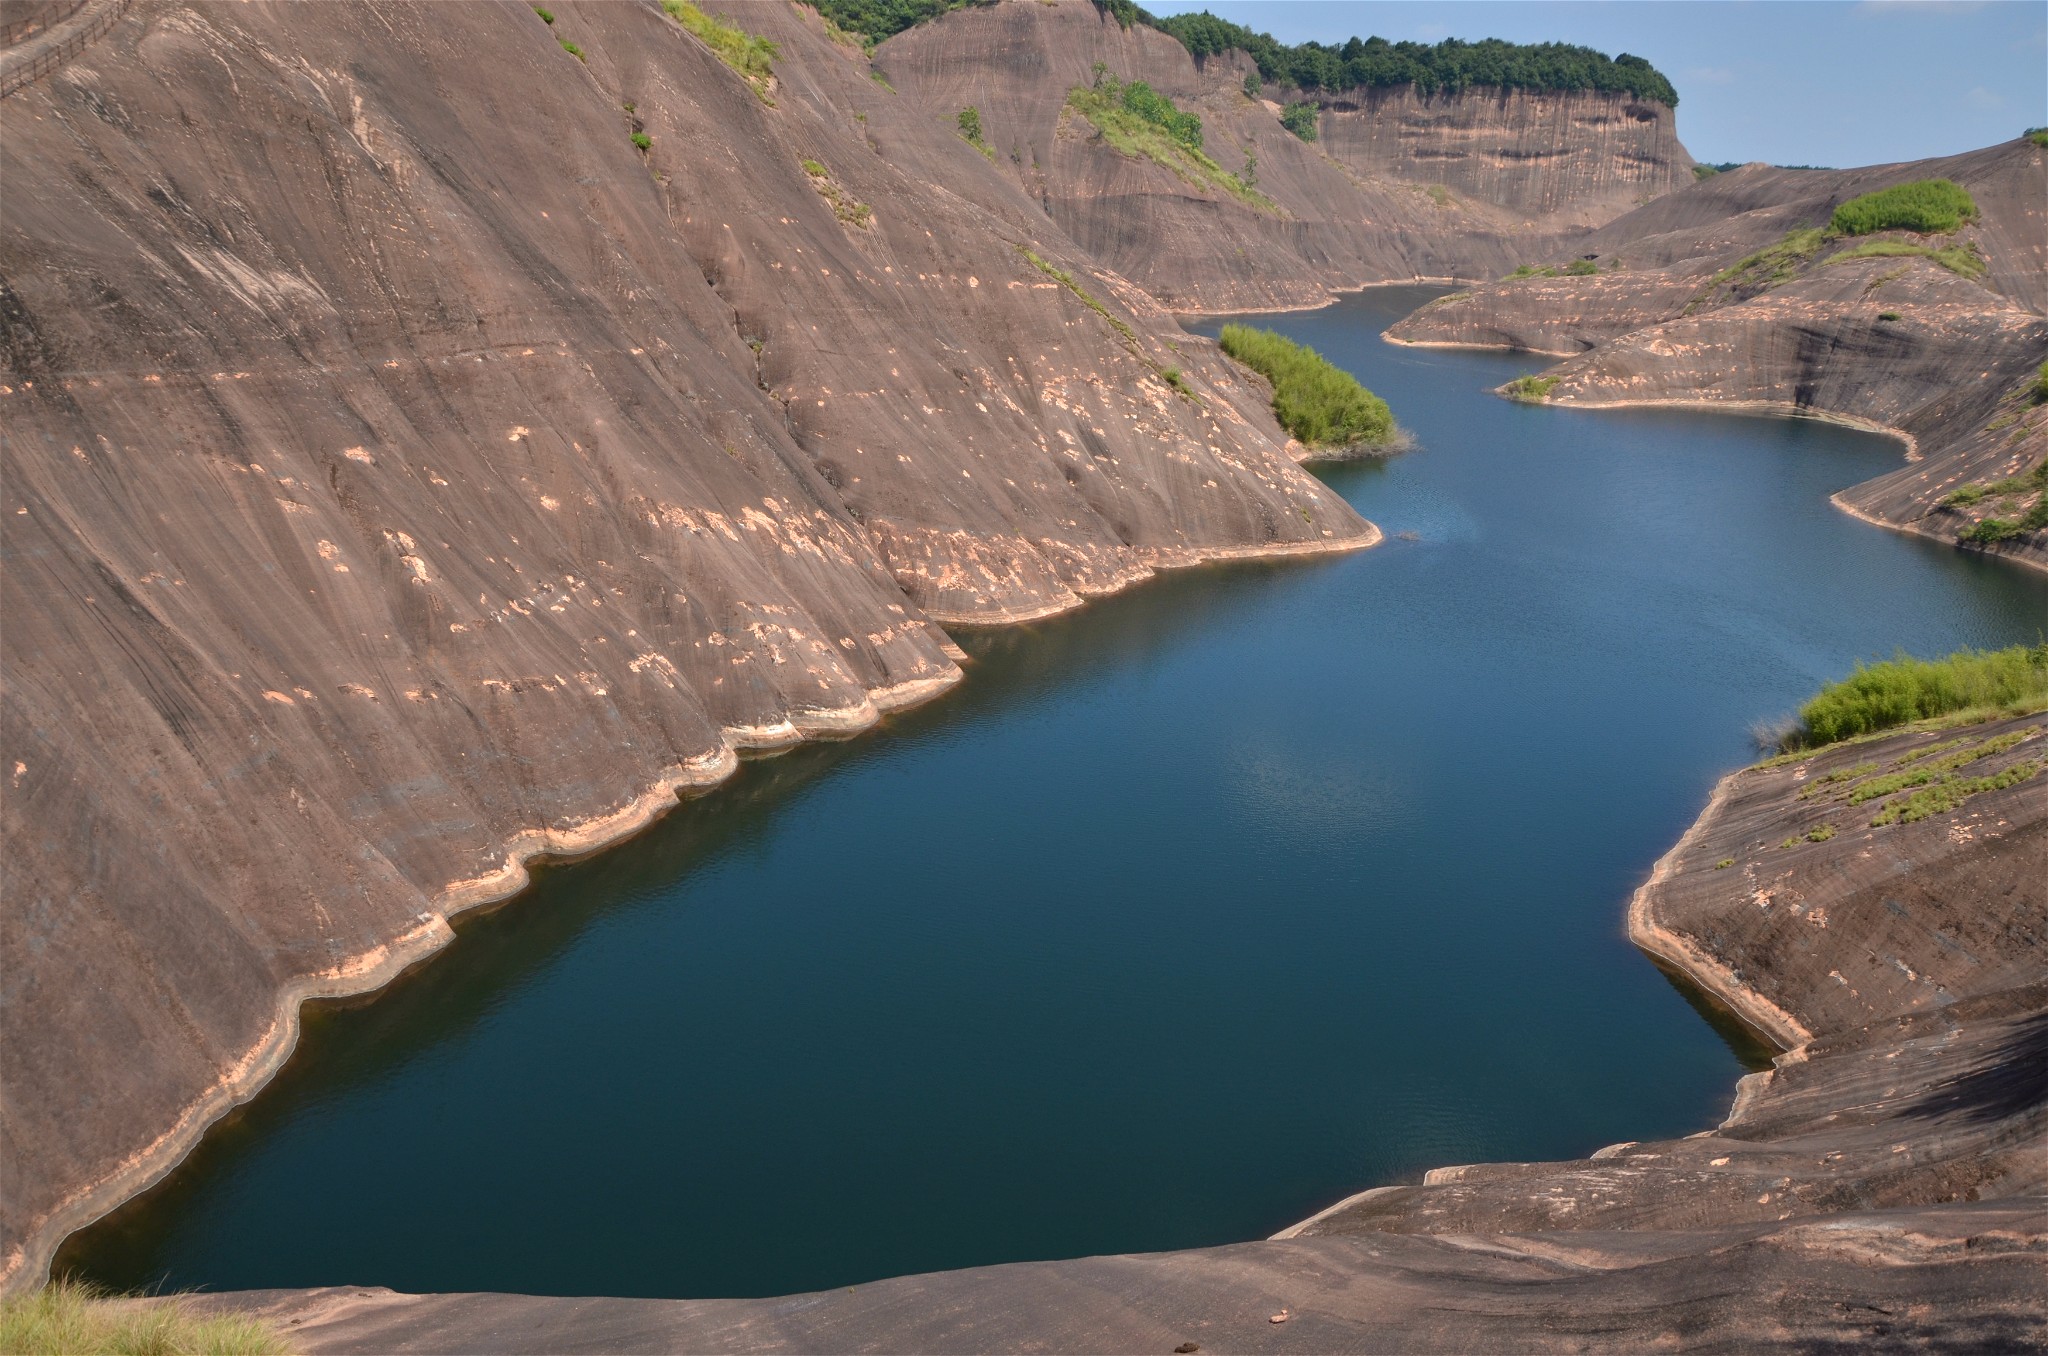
[1146,2,2048,168]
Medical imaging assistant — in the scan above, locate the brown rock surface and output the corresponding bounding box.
[877,0,1691,313]
[1388,138,2048,568]
[0,0,1372,1291]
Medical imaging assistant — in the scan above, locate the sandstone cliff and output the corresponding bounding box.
[1388,139,2048,569]
[0,0,1372,1291]
[877,0,1691,312]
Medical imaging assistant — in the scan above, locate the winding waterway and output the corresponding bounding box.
[65,287,2048,1300]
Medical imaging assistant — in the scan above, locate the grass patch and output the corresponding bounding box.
[1943,458,2048,544]
[1790,645,2048,748]
[1829,179,1977,236]
[1503,374,1559,402]
[800,159,872,227]
[662,1,777,98]
[1798,760,1877,798]
[1217,324,1396,450]
[1822,238,1986,281]
[630,131,652,151]
[1505,260,1598,281]
[1870,760,2041,825]
[534,6,553,22]
[1689,227,1826,310]
[1019,247,1136,345]
[1841,732,2030,805]
[0,1280,288,1356]
[1066,77,1278,214]
[558,37,584,60]
[2029,127,2048,148]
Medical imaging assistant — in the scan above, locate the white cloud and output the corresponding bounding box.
[1965,85,2005,109]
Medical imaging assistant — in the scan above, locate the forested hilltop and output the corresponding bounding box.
[805,0,1679,105]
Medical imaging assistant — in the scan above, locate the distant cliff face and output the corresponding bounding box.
[877,0,1692,312]
[1317,84,1691,225]
[0,0,1371,1292]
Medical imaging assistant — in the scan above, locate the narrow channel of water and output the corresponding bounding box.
[65,287,2048,1300]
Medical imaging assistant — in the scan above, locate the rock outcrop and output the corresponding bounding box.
[877,1,1691,312]
[0,0,1372,1291]
[189,710,2048,1349]
[1389,140,2048,569]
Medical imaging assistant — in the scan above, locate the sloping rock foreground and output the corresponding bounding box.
[192,712,2048,1350]
[1388,140,2048,569]
[1,0,1383,1290]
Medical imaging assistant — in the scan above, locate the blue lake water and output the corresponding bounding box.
[64,287,2048,1299]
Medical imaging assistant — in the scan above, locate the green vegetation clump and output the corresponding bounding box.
[1698,227,1825,298]
[1870,760,2041,825]
[0,1280,289,1356]
[1877,310,1902,321]
[798,0,988,47]
[2035,359,2048,403]
[2029,127,2048,149]
[630,131,652,151]
[1828,179,1977,237]
[957,105,995,159]
[1243,72,1262,98]
[1279,101,1318,141]
[534,7,554,22]
[663,0,778,96]
[1503,374,1559,402]
[1943,458,2048,544]
[558,37,584,60]
[800,159,873,227]
[1065,76,1277,213]
[1217,324,1396,450]
[1822,238,1985,281]
[1792,645,2048,747]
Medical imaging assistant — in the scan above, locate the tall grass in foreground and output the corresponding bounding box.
[1790,645,2048,748]
[0,1279,288,1355]
[1217,324,1396,451]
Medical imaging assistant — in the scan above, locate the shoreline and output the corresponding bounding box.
[9,519,1383,1297]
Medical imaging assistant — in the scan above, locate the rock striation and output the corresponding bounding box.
[877,1,1691,313]
[1388,139,2048,569]
[0,0,1373,1292]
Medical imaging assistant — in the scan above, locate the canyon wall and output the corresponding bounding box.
[0,0,1373,1291]
[877,1,1691,312]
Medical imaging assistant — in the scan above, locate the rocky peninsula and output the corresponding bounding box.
[2,0,2043,1346]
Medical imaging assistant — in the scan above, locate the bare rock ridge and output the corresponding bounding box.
[877,0,1690,313]
[0,0,1374,1291]
[195,715,2048,1349]
[1389,140,2048,568]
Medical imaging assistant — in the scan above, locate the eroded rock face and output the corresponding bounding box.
[0,0,1373,1289]
[1388,139,2048,568]
[877,0,1691,313]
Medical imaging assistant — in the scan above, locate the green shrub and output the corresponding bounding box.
[1217,324,1396,449]
[662,0,778,88]
[957,105,994,159]
[1793,645,2048,747]
[1503,374,1559,402]
[0,1280,288,1356]
[2035,359,2048,403]
[534,6,554,22]
[1065,80,1276,213]
[801,158,828,177]
[558,38,583,59]
[1828,179,1977,236]
[631,131,652,151]
[1564,258,1598,276]
[1243,72,1262,98]
[1280,101,1318,141]
[1877,311,1902,321]
[2027,127,2048,148]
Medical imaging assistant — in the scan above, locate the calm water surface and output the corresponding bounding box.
[67,288,2048,1298]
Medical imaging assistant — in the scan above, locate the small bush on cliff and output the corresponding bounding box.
[957,106,995,159]
[1217,324,1396,450]
[0,1280,289,1356]
[1280,101,1318,141]
[534,7,553,23]
[1243,72,1262,98]
[1503,374,1559,402]
[1791,645,2048,747]
[2026,127,2048,148]
[1828,179,1977,237]
[663,1,778,94]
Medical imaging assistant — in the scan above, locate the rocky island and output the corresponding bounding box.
[1,0,2041,1349]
